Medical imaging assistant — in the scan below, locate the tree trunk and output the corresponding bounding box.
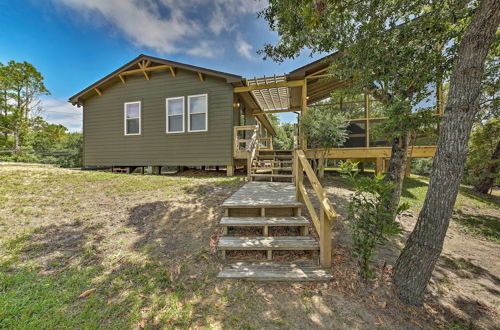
[393,0,500,306]
[384,129,411,217]
[474,140,500,194]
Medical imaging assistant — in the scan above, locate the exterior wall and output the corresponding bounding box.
[82,69,234,166]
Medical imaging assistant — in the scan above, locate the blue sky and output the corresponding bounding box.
[0,0,323,131]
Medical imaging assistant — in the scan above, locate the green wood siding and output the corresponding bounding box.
[82,69,234,166]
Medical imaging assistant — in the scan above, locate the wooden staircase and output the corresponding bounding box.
[217,151,336,281]
[250,150,294,182]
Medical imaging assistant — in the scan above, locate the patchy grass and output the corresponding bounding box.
[452,211,500,243]
[399,177,499,243]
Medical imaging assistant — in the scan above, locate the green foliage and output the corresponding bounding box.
[0,132,83,167]
[301,106,348,148]
[259,0,473,127]
[0,60,50,146]
[411,158,434,175]
[0,59,82,167]
[40,132,84,168]
[273,122,295,150]
[340,161,408,280]
[464,118,500,188]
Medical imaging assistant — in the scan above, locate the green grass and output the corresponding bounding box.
[400,178,430,210]
[0,261,197,329]
[452,211,500,243]
[399,177,499,243]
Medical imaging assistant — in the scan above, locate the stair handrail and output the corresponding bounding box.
[293,149,337,267]
[247,126,260,181]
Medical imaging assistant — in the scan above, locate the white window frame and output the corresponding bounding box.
[166,96,185,134]
[124,101,141,136]
[188,94,208,132]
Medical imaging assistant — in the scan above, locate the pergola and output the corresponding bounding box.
[234,54,352,117]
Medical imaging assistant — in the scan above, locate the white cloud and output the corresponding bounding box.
[53,0,201,54]
[187,41,223,58]
[41,98,82,132]
[236,34,254,60]
[52,0,267,59]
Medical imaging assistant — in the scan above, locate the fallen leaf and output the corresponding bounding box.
[78,288,96,299]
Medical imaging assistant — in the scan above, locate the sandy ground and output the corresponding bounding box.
[0,164,498,329]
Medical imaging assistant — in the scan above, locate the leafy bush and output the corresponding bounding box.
[40,133,83,168]
[301,107,348,149]
[411,158,433,175]
[463,119,499,193]
[340,161,408,280]
[273,122,295,150]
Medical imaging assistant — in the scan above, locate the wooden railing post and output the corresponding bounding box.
[319,205,332,268]
[294,150,304,202]
[246,126,259,182]
[247,154,252,181]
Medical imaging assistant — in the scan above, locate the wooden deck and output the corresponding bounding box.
[222,182,302,208]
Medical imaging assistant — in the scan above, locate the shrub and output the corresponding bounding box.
[340,161,408,280]
[411,158,433,175]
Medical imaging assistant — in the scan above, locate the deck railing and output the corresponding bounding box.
[234,125,259,158]
[293,149,337,267]
[247,126,260,181]
[259,137,273,150]
[234,125,273,159]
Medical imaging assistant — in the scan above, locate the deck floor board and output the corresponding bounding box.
[222,182,301,208]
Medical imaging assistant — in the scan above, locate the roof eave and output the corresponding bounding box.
[68,54,242,105]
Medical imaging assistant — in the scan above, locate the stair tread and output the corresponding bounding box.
[220,216,309,226]
[257,155,293,159]
[218,236,319,250]
[218,262,332,281]
[251,173,294,178]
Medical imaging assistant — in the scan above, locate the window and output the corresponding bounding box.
[166,97,185,133]
[124,101,141,135]
[188,94,208,132]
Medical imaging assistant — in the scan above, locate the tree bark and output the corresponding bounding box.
[385,129,411,217]
[474,140,500,194]
[393,0,500,306]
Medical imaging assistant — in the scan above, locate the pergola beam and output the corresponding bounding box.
[234,79,304,93]
[252,107,302,115]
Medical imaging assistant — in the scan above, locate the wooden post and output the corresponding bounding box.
[226,165,234,177]
[319,206,332,268]
[301,81,308,150]
[405,158,411,178]
[223,209,229,235]
[318,156,326,178]
[247,155,252,181]
[375,158,384,175]
[359,162,365,173]
[294,151,304,202]
[364,93,370,148]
